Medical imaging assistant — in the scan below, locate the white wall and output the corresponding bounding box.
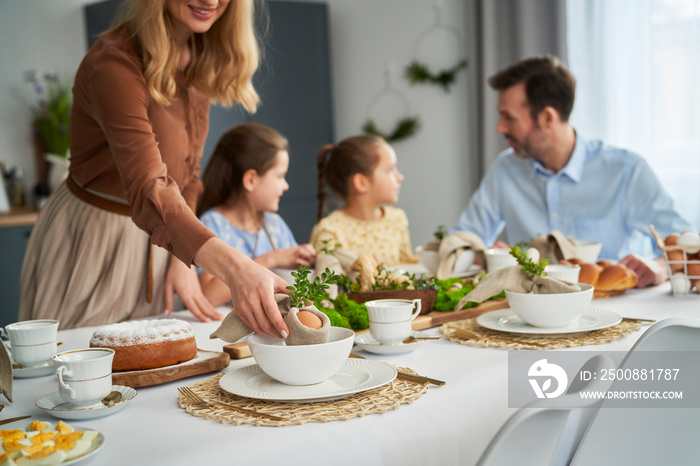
[0,0,474,248]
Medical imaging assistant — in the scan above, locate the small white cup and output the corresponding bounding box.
[545,264,581,283]
[0,319,59,366]
[369,320,413,345]
[365,299,421,323]
[52,348,114,407]
[485,249,518,272]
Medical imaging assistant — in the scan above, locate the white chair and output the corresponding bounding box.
[476,354,615,466]
[570,317,700,466]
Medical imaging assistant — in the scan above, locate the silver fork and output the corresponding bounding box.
[177,386,285,421]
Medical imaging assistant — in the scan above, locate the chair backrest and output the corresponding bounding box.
[570,317,700,466]
[476,354,614,466]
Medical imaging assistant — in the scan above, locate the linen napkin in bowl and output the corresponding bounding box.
[529,231,578,263]
[0,340,12,402]
[454,265,581,310]
[314,248,357,278]
[423,232,486,279]
[210,294,330,346]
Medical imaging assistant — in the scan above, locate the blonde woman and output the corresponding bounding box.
[20,0,291,338]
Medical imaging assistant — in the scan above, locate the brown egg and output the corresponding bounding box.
[665,233,679,246]
[685,262,700,280]
[667,252,685,273]
[297,310,323,329]
[664,234,684,272]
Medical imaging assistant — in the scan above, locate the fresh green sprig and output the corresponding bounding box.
[286,265,341,308]
[433,225,448,241]
[510,245,549,279]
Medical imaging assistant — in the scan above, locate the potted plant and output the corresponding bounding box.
[24,70,72,190]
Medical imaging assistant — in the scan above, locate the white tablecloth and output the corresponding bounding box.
[2,283,698,466]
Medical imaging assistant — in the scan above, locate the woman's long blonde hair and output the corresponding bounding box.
[118,0,262,112]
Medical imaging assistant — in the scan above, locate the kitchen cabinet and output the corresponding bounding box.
[0,224,32,327]
[84,0,334,243]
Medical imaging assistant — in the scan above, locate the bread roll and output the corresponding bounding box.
[596,264,638,291]
[578,263,603,286]
[576,261,637,298]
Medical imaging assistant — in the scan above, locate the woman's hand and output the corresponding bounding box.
[194,237,291,337]
[165,258,222,322]
[227,262,292,338]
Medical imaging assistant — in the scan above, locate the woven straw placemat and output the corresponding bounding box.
[179,369,429,427]
[440,318,642,350]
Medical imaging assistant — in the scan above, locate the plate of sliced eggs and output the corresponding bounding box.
[0,420,103,465]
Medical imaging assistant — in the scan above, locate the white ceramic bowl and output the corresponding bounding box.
[575,240,602,263]
[544,264,581,283]
[485,248,518,272]
[247,327,355,385]
[505,283,594,328]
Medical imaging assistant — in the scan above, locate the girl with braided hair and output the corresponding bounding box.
[311,135,418,267]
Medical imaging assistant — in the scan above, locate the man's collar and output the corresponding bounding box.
[532,131,584,182]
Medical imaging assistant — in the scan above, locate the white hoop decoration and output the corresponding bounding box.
[362,62,420,143]
[404,1,468,93]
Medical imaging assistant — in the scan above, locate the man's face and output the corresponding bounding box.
[495,82,546,159]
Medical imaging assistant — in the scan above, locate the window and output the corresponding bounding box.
[567,0,700,229]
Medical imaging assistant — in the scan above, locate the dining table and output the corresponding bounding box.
[2,282,699,466]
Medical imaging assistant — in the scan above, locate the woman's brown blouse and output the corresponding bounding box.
[70,24,215,266]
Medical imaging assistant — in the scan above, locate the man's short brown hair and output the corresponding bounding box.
[488,56,576,122]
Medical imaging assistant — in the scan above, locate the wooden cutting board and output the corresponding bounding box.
[111,349,230,388]
[223,298,509,360]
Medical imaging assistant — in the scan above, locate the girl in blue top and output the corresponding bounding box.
[197,123,316,306]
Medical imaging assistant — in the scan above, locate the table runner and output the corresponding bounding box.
[179,370,429,427]
[440,318,642,350]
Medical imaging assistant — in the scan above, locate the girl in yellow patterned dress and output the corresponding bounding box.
[311,135,418,266]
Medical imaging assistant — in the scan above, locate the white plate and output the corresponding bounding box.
[62,426,105,465]
[36,385,137,420]
[219,359,397,403]
[13,360,55,378]
[355,331,435,355]
[476,307,622,335]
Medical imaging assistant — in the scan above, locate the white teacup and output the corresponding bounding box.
[0,319,59,366]
[52,348,114,407]
[545,264,581,283]
[485,249,518,272]
[369,320,413,345]
[365,299,421,324]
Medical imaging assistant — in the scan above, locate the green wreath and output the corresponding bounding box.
[362,116,421,143]
[405,59,468,93]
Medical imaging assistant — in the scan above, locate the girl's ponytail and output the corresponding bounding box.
[316,144,334,221]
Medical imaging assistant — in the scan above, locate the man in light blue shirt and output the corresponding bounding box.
[454,56,693,287]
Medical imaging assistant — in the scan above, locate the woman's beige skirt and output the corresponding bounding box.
[19,182,170,329]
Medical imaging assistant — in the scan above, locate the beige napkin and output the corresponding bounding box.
[455,265,581,310]
[529,231,578,263]
[209,294,330,346]
[431,232,486,279]
[315,249,358,278]
[0,341,12,402]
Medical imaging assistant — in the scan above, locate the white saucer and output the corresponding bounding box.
[12,360,55,378]
[355,331,435,355]
[219,359,397,403]
[36,385,137,420]
[476,307,622,335]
